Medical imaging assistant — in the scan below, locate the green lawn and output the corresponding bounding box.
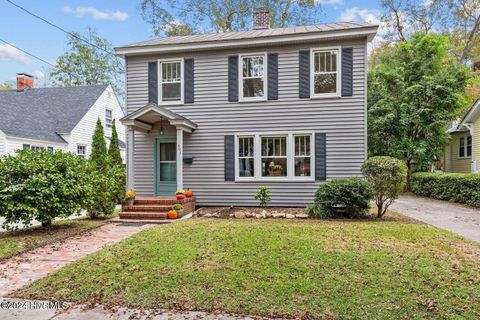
[0,218,106,260]
[11,218,480,319]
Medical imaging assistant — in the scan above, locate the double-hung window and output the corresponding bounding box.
[311,48,340,97]
[105,109,113,128]
[240,54,266,101]
[159,59,183,103]
[236,133,314,181]
[261,136,287,177]
[458,135,472,158]
[77,145,86,158]
[238,136,255,177]
[294,135,312,177]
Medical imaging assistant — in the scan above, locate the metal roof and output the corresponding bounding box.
[116,22,378,55]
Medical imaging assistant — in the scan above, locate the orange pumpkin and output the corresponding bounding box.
[167,210,177,219]
[185,189,193,197]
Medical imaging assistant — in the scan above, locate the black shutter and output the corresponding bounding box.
[315,133,326,181]
[224,135,235,181]
[268,53,278,100]
[228,56,238,102]
[299,50,310,98]
[341,47,353,97]
[184,58,194,103]
[148,61,158,104]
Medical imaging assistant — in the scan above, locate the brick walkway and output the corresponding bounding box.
[0,222,155,297]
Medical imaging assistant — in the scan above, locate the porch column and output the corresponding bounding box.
[176,128,183,190]
[126,127,135,190]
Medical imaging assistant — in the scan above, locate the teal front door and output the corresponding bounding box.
[156,137,177,196]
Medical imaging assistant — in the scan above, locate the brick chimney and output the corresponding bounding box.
[253,8,270,30]
[16,73,34,91]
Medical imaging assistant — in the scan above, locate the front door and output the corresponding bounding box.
[156,137,176,196]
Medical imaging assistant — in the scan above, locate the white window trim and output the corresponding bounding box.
[234,131,315,182]
[157,58,184,105]
[77,144,87,158]
[105,108,113,128]
[239,52,268,102]
[458,134,472,159]
[310,46,341,99]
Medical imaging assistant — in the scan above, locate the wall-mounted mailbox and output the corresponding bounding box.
[183,156,194,164]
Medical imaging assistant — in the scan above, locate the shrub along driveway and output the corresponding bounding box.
[390,194,480,242]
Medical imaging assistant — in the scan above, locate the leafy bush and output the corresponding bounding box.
[305,204,329,218]
[314,178,374,218]
[0,150,90,230]
[83,160,120,218]
[362,156,407,218]
[411,172,480,207]
[254,186,271,207]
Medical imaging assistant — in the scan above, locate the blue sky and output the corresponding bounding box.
[0,0,383,86]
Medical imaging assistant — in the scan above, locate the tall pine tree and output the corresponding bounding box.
[90,118,108,172]
[108,120,126,202]
[108,120,122,166]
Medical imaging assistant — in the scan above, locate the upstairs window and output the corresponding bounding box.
[105,109,113,128]
[240,54,266,101]
[159,60,183,103]
[311,48,340,97]
[77,145,86,158]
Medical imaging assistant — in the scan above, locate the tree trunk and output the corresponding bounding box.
[406,159,412,192]
[41,220,52,227]
[377,203,383,218]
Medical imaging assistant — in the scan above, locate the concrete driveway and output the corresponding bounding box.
[390,194,480,243]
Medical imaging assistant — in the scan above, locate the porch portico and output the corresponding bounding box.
[120,103,197,194]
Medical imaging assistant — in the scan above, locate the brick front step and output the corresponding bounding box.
[119,212,168,220]
[122,205,171,212]
[120,196,196,220]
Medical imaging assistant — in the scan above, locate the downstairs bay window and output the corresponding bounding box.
[235,133,314,181]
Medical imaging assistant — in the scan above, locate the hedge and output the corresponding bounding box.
[411,172,480,207]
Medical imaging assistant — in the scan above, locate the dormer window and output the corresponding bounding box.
[159,59,183,104]
[240,54,266,101]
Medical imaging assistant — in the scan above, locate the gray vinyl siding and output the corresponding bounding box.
[126,38,367,206]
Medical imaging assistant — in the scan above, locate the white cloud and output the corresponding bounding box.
[63,6,128,21]
[0,44,31,65]
[339,7,381,24]
[317,0,343,4]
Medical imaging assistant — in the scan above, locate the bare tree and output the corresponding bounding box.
[139,0,321,36]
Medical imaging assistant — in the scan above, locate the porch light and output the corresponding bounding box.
[160,116,164,135]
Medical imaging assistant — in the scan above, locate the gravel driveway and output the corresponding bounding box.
[390,194,480,243]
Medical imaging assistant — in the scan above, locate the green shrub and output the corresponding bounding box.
[314,178,374,218]
[305,204,331,218]
[362,156,407,218]
[254,186,271,207]
[0,150,89,230]
[411,172,480,207]
[83,160,120,218]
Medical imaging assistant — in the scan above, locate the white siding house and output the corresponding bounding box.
[0,77,126,160]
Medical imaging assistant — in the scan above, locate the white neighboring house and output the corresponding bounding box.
[0,73,126,160]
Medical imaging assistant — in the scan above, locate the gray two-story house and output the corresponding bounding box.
[116,11,377,207]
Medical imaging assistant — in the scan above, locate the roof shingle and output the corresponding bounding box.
[0,85,107,143]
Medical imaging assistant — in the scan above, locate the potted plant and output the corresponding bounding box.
[185,188,193,198]
[172,204,184,217]
[175,190,185,200]
[125,189,137,206]
[167,209,177,219]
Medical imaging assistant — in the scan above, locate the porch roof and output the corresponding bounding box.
[120,103,197,132]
